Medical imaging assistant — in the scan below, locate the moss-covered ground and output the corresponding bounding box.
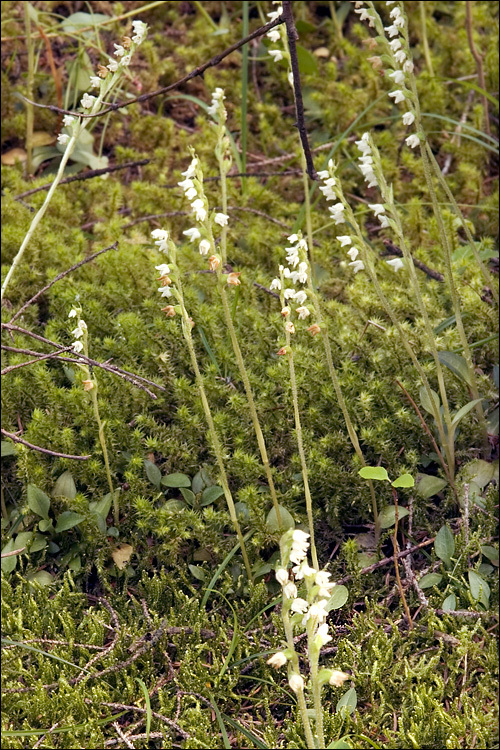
[1,1,498,748]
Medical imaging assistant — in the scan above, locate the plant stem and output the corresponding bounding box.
[309,651,325,748]
[392,488,413,629]
[465,0,490,136]
[301,152,381,540]
[419,1,434,77]
[241,1,249,195]
[282,609,316,749]
[175,282,253,583]
[89,388,117,524]
[217,156,282,528]
[286,334,318,570]
[23,3,34,176]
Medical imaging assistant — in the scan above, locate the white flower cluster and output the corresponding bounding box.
[57,19,147,146]
[266,6,284,61]
[355,2,419,149]
[68,308,87,353]
[177,151,229,264]
[267,529,349,694]
[270,234,311,333]
[207,87,226,119]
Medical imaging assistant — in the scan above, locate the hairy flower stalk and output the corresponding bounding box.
[1,22,147,302]
[179,91,284,529]
[318,159,456,474]
[273,238,318,569]
[267,530,350,748]
[356,0,492,456]
[68,309,117,523]
[152,229,253,583]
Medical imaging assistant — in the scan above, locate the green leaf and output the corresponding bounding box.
[266,505,295,532]
[378,505,409,528]
[434,525,455,567]
[336,687,357,716]
[27,484,51,520]
[30,534,47,553]
[468,570,490,606]
[296,44,319,75]
[415,473,448,498]
[451,399,483,427]
[60,11,110,33]
[191,470,206,494]
[442,593,456,611]
[55,512,85,533]
[418,573,443,589]
[419,386,440,416]
[234,501,249,520]
[460,459,498,489]
[358,466,389,481]
[391,473,414,488]
[1,441,16,457]
[144,460,162,489]
[327,741,351,750]
[325,585,349,611]
[52,471,76,500]
[27,571,54,586]
[39,519,54,533]
[180,488,196,505]
[295,19,317,34]
[188,564,207,581]
[1,539,18,573]
[201,485,225,505]
[438,351,473,387]
[161,473,192,488]
[90,493,113,520]
[481,546,499,566]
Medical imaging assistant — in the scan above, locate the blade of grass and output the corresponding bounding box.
[221,713,269,748]
[200,530,253,609]
[136,678,152,744]
[1,712,128,738]
[197,324,221,374]
[208,692,232,749]
[1,637,95,674]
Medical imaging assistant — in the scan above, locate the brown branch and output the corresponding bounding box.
[18,16,285,120]
[335,537,436,585]
[1,346,73,374]
[381,240,444,282]
[13,162,150,201]
[100,703,190,741]
[282,2,318,181]
[1,429,90,460]
[9,242,118,323]
[1,324,166,396]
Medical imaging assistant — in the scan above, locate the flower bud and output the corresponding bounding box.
[307,324,321,336]
[208,255,220,271]
[288,674,305,693]
[227,272,241,286]
[161,305,176,317]
[82,379,94,391]
[267,651,288,668]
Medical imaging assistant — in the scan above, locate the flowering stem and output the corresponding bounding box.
[282,609,316,749]
[217,158,282,528]
[301,152,381,540]
[286,333,318,570]
[175,279,253,583]
[308,637,325,748]
[23,2,35,176]
[418,1,434,77]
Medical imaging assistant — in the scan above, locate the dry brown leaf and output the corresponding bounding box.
[111,543,134,570]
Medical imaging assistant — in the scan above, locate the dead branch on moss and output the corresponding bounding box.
[1,429,91,460]
[17,16,286,120]
[12,162,149,202]
[9,242,119,324]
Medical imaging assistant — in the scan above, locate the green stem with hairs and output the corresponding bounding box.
[24,3,34,176]
[419,1,434,77]
[175,277,253,583]
[282,608,316,749]
[285,331,319,570]
[300,152,381,540]
[217,155,282,528]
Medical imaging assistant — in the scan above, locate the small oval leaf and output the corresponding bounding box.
[336,687,357,716]
[201,485,225,505]
[161,473,192,488]
[442,593,457,611]
[358,466,389,481]
[379,505,409,528]
[52,471,77,500]
[434,524,455,567]
[325,585,349,611]
[391,473,414,488]
[144,459,162,489]
[55,511,85,533]
[415,473,448,498]
[266,505,295,532]
[418,572,443,589]
[27,484,51,520]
